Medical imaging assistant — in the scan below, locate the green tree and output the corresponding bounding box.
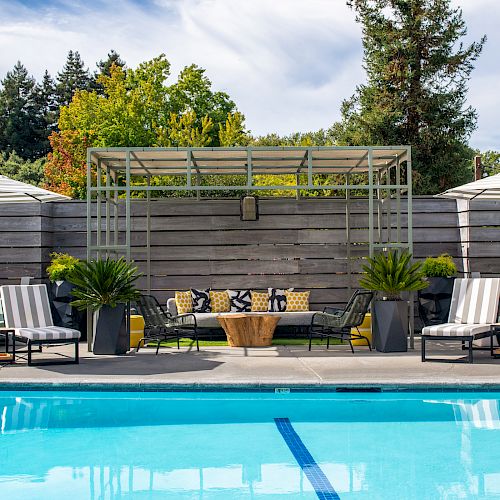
[0,62,50,159]
[0,151,45,186]
[56,50,92,107]
[168,65,237,145]
[332,0,486,193]
[481,150,500,176]
[46,55,248,197]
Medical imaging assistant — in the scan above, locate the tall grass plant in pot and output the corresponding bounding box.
[418,254,457,326]
[68,258,142,355]
[360,250,427,352]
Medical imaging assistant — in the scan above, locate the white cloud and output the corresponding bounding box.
[0,0,498,149]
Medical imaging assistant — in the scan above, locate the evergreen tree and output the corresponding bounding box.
[36,70,58,136]
[332,0,486,193]
[56,50,92,107]
[0,61,49,159]
[95,50,126,78]
[93,50,126,94]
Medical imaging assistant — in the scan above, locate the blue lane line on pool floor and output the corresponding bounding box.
[274,417,340,500]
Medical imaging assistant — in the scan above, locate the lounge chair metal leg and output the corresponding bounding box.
[348,340,354,354]
[75,340,79,364]
[195,333,199,352]
[155,339,161,355]
[28,341,32,366]
[469,340,473,364]
[177,335,180,350]
[422,336,426,362]
[326,336,330,349]
[308,329,313,351]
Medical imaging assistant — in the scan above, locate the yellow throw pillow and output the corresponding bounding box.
[175,291,192,314]
[285,290,310,311]
[251,291,268,312]
[209,290,230,313]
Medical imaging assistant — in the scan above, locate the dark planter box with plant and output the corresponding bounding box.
[47,252,87,338]
[418,254,457,327]
[68,257,142,355]
[360,250,428,353]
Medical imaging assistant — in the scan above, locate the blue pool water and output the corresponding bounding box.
[1,391,500,499]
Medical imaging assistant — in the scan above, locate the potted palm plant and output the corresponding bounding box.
[68,257,142,355]
[418,254,457,326]
[359,250,428,352]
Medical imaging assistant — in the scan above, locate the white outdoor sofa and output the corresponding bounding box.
[421,278,500,363]
[166,298,317,329]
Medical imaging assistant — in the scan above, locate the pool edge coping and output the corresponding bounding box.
[1,380,500,392]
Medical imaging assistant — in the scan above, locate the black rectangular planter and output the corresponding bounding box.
[373,300,408,353]
[93,304,129,355]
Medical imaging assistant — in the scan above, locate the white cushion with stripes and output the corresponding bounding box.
[421,323,493,338]
[0,284,81,341]
[14,326,80,341]
[422,278,500,338]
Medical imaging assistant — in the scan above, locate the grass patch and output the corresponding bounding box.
[150,337,343,347]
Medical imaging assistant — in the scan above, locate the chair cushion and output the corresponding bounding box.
[227,290,251,312]
[191,288,211,313]
[209,290,230,313]
[285,290,310,311]
[251,291,268,312]
[15,326,81,341]
[175,291,192,314]
[449,278,500,324]
[422,323,493,338]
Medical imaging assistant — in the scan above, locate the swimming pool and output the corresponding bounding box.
[0,390,499,499]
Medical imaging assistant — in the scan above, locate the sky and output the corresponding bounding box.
[0,0,498,150]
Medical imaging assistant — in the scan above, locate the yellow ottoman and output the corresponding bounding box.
[351,313,372,346]
[130,315,145,349]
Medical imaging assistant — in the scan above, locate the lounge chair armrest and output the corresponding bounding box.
[323,306,344,316]
[311,311,343,329]
[172,313,197,328]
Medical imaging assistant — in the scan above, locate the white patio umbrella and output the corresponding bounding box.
[437,173,500,200]
[0,175,71,203]
[436,173,500,275]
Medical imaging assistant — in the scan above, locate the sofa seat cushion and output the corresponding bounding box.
[14,326,81,341]
[193,311,317,328]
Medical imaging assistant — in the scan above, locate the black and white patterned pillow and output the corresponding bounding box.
[227,289,252,312]
[268,288,293,312]
[190,288,211,313]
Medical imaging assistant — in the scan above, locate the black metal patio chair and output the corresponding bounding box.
[309,290,374,353]
[135,295,199,354]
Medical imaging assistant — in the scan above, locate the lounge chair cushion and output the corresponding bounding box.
[14,326,81,341]
[421,323,493,338]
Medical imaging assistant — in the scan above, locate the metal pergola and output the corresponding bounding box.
[86,146,414,347]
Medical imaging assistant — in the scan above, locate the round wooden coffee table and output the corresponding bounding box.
[217,313,281,347]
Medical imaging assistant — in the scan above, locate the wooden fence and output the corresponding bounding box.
[0,197,498,309]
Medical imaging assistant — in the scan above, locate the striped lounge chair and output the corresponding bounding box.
[0,284,80,366]
[421,278,500,363]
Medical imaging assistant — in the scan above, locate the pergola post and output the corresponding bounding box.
[86,149,93,351]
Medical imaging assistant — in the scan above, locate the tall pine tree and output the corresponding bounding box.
[0,62,50,160]
[93,50,126,94]
[332,0,486,193]
[56,50,92,107]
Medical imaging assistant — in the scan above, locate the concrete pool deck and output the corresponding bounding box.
[0,339,499,390]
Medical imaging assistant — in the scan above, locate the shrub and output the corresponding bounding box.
[359,250,428,300]
[67,257,142,311]
[46,252,80,282]
[421,254,457,278]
